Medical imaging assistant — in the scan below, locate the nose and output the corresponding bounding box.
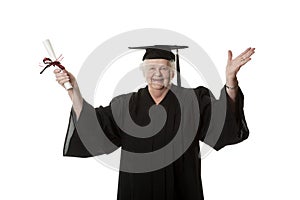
[154,68,162,76]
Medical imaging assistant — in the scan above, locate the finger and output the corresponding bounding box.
[238,47,251,58]
[245,48,256,58]
[239,57,252,69]
[57,77,70,85]
[62,69,73,78]
[56,76,70,82]
[58,80,70,86]
[56,75,69,81]
[55,72,68,79]
[54,69,61,74]
[227,50,233,64]
[241,48,255,59]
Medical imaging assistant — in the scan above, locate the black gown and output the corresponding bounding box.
[63,84,249,200]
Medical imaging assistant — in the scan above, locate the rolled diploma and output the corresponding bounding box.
[43,39,73,90]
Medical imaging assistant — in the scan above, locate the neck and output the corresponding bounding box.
[148,84,172,105]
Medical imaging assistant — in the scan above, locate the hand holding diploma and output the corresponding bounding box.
[39,39,83,118]
[42,39,73,90]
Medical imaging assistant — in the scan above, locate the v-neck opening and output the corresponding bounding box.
[146,84,173,105]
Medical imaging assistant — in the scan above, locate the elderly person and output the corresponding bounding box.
[54,46,254,200]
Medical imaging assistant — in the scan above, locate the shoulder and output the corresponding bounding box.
[172,84,210,94]
[110,85,147,105]
[193,85,211,96]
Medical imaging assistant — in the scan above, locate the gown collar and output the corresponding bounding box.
[145,84,174,105]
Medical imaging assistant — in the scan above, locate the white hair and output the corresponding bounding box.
[168,60,176,71]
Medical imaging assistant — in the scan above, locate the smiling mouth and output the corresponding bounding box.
[152,78,164,81]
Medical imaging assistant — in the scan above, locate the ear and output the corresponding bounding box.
[170,70,175,79]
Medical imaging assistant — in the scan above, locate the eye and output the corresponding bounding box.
[160,66,168,71]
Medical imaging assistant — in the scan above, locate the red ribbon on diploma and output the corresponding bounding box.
[40,56,65,74]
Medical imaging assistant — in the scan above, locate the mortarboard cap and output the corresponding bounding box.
[128,45,188,87]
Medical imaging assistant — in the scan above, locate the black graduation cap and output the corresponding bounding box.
[128,45,188,87]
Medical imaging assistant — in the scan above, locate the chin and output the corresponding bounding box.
[147,79,171,89]
[148,82,163,89]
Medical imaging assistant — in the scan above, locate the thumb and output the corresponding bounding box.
[227,50,232,64]
[53,68,61,74]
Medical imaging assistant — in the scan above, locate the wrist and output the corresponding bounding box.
[225,84,239,90]
[226,76,238,86]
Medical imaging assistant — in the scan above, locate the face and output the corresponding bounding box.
[142,59,174,90]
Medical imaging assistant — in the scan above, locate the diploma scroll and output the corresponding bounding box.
[43,39,73,90]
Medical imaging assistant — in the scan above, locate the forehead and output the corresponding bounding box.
[143,59,169,66]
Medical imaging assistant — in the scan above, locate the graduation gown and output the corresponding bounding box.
[63,84,249,200]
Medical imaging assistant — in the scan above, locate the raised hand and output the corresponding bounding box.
[226,47,255,81]
[225,47,255,104]
[54,69,76,88]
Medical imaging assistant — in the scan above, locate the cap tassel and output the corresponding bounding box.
[176,49,181,87]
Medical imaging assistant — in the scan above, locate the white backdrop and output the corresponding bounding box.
[1,0,299,199]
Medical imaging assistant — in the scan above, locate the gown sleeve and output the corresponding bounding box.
[63,99,122,157]
[195,85,249,151]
